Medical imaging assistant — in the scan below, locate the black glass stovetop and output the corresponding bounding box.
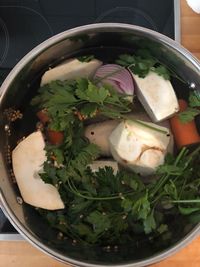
[0,0,179,236]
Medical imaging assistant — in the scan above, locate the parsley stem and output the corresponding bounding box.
[121,116,169,134]
[66,178,137,201]
[151,57,186,84]
[66,178,121,200]
[133,119,168,134]
[150,147,187,198]
[171,199,200,203]
[104,100,131,111]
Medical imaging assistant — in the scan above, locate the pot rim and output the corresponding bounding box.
[0,23,200,267]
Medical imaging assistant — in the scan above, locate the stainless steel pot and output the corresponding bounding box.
[0,23,200,267]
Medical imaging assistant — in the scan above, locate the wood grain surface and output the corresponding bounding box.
[181,0,200,60]
[0,0,200,267]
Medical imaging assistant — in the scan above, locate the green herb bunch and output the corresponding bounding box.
[31,78,131,131]
[116,49,171,80]
[32,78,200,247]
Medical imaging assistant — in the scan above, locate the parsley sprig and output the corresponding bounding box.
[31,78,131,131]
[31,75,200,247]
[179,91,200,123]
[116,49,171,80]
[116,49,186,83]
[38,145,200,246]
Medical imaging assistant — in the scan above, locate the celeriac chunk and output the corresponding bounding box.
[132,72,179,122]
[12,131,64,210]
[109,120,172,176]
[41,58,102,85]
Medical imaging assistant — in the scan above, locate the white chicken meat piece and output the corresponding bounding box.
[132,72,179,122]
[41,58,102,85]
[109,120,172,176]
[12,131,64,210]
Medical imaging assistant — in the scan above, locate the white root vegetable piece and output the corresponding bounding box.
[132,72,179,122]
[88,160,119,175]
[84,120,119,156]
[127,111,174,154]
[41,58,102,85]
[12,131,64,210]
[109,120,172,176]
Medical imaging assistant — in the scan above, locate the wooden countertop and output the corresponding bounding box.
[181,0,200,59]
[1,1,200,267]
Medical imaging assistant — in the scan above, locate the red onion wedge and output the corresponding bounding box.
[94,64,134,99]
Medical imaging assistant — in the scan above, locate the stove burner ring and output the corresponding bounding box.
[0,5,54,36]
[0,6,54,67]
[95,6,158,31]
[0,17,9,67]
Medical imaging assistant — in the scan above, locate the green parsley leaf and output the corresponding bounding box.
[179,107,200,123]
[132,194,151,220]
[157,164,184,176]
[86,211,111,235]
[116,50,170,80]
[153,65,170,80]
[77,55,95,62]
[80,103,98,118]
[164,180,178,200]
[72,223,92,237]
[75,79,109,104]
[179,206,200,215]
[157,224,168,234]
[189,91,200,107]
[143,211,156,234]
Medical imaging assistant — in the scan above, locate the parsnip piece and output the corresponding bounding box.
[84,120,119,156]
[109,120,172,175]
[12,131,64,210]
[41,58,102,85]
[132,72,179,122]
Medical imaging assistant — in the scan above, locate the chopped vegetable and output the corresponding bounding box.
[41,58,102,85]
[84,120,119,156]
[133,71,179,122]
[109,120,172,176]
[12,131,64,210]
[36,109,50,124]
[170,99,200,148]
[47,129,64,145]
[94,64,134,99]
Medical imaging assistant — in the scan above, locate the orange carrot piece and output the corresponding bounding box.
[47,129,64,145]
[170,99,200,149]
[36,110,50,124]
